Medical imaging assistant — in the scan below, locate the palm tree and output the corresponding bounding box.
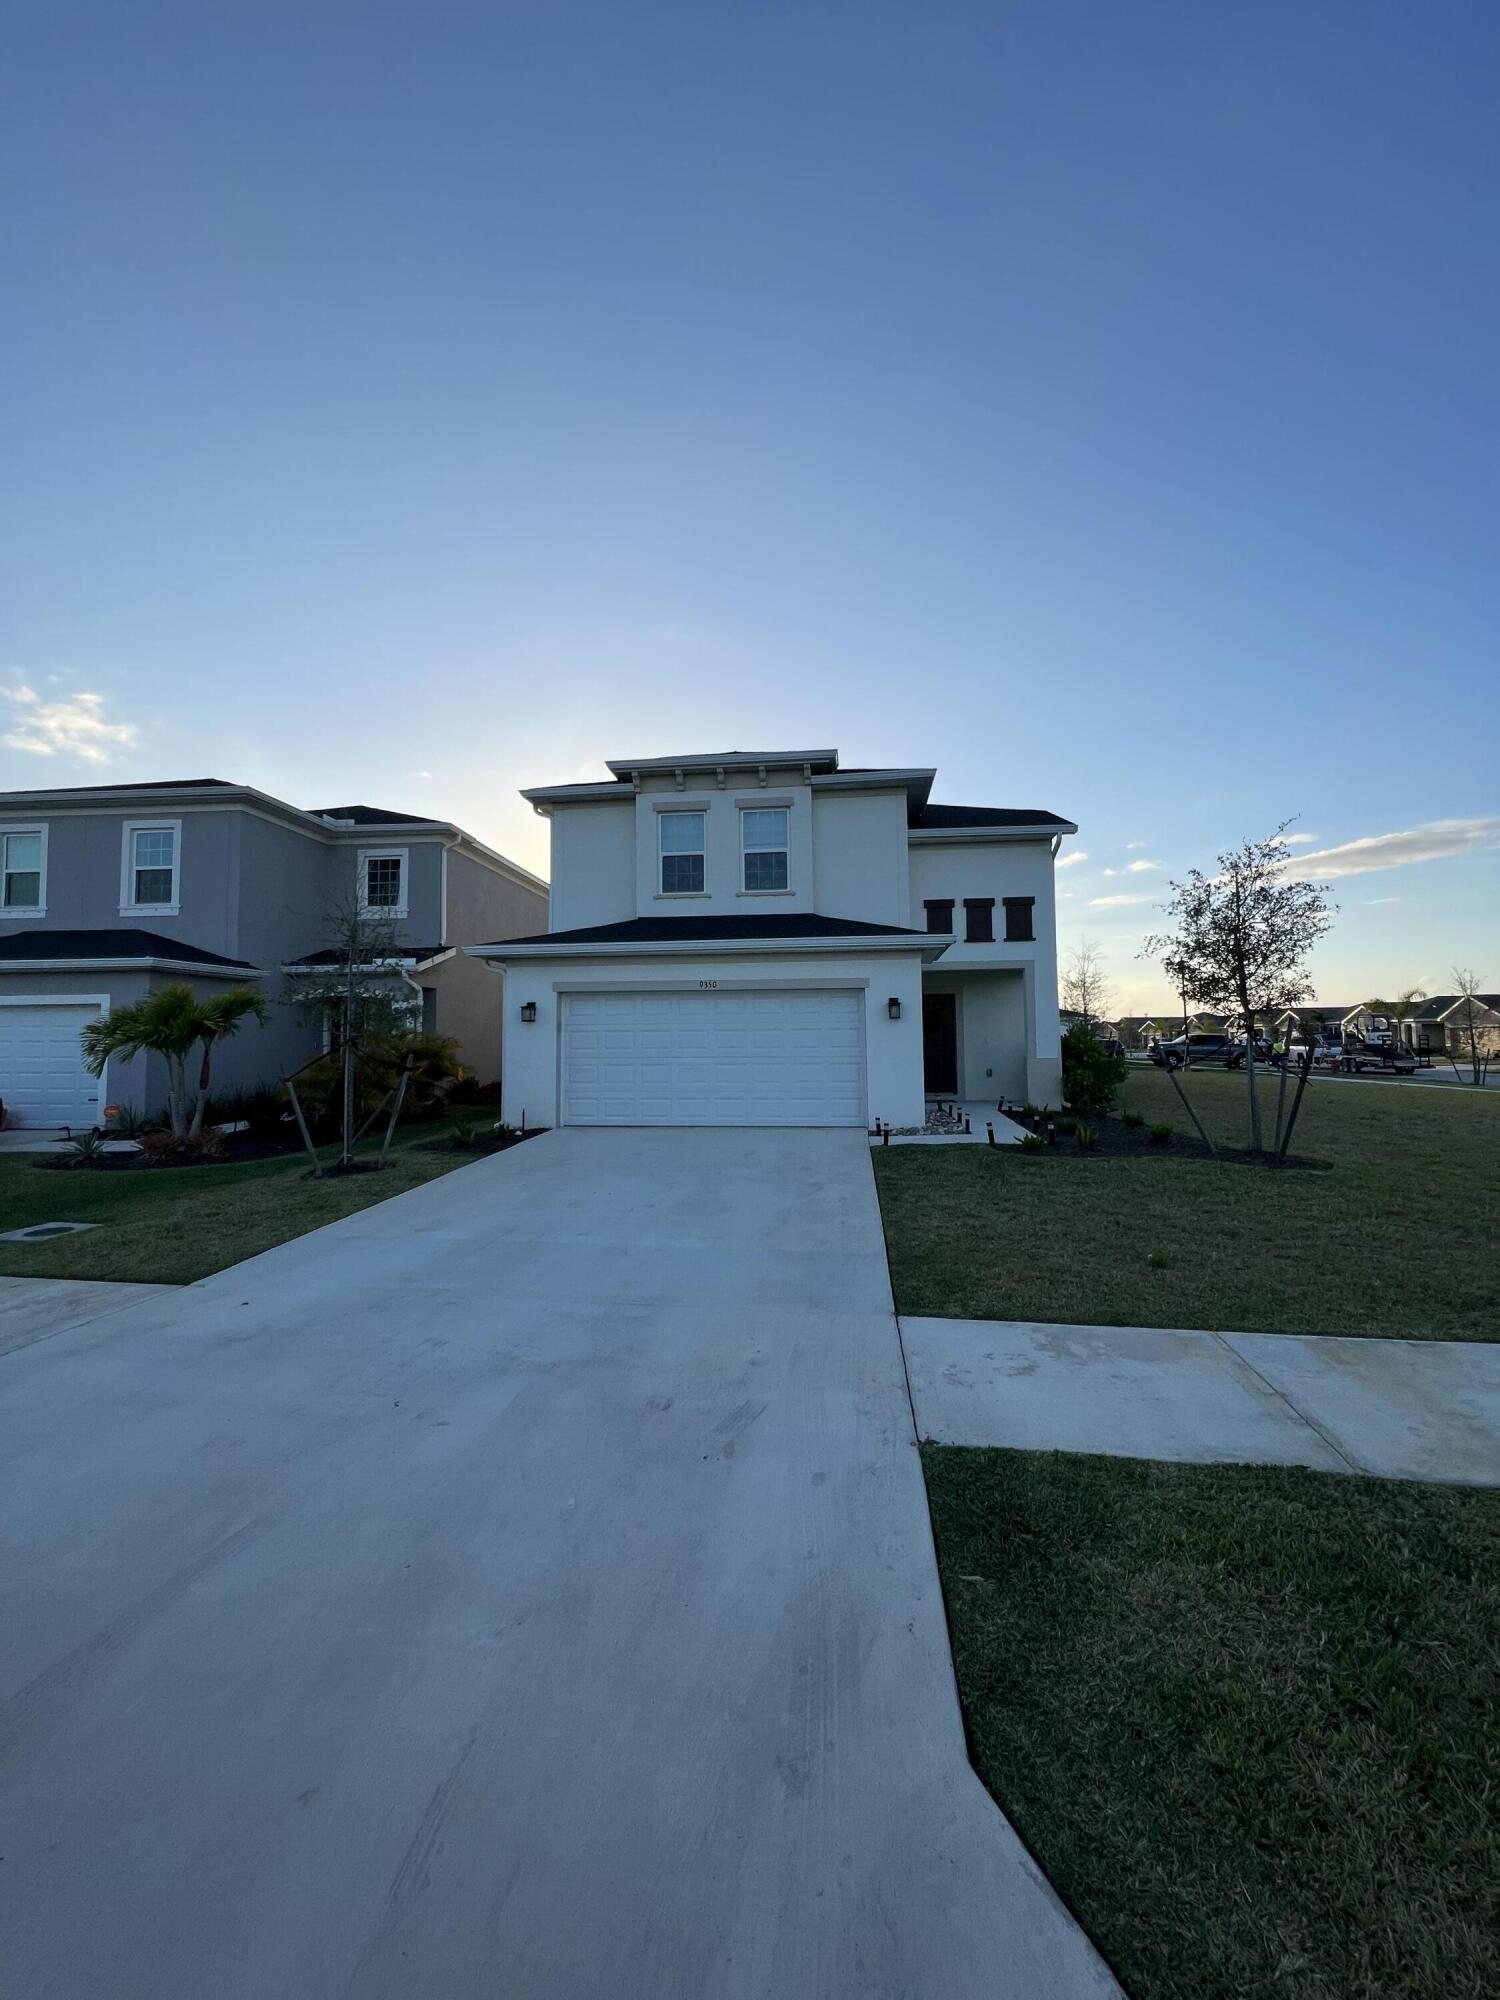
[1390,985,1426,1058]
[81,984,270,1139]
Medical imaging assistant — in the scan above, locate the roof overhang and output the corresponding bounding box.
[0,785,547,895]
[604,749,839,780]
[466,932,953,966]
[0,956,264,978]
[908,820,1078,844]
[809,769,935,816]
[281,948,455,976]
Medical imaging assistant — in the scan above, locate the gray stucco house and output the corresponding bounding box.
[0,778,547,1128]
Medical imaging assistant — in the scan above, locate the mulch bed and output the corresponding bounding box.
[419,1126,546,1157]
[1004,1108,1330,1170]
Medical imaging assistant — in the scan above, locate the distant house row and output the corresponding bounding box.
[1108,999,1500,1060]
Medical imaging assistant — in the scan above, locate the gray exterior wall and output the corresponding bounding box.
[423,849,549,1083]
[0,966,313,1119]
[1,794,547,1113]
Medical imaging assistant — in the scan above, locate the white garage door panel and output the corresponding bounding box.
[0,1002,104,1128]
[563,991,867,1126]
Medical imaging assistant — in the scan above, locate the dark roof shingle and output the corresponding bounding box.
[478,914,934,949]
[0,928,255,969]
[915,804,1074,829]
[313,804,436,826]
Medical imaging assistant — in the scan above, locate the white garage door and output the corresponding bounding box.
[0,1001,104,1129]
[562,989,867,1127]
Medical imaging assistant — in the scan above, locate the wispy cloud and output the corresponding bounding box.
[1056,850,1089,869]
[1088,892,1154,907]
[1125,839,1149,850]
[1282,832,1319,845]
[1365,896,1401,906]
[1282,817,1500,881]
[1126,858,1161,873]
[1,683,139,766]
[1100,867,1119,877]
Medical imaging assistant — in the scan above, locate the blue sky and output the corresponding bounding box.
[2,1,1495,1009]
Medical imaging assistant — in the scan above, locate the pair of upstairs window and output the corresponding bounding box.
[659,808,789,895]
[924,895,1035,944]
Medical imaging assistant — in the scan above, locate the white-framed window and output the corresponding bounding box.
[0,824,46,915]
[659,811,706,895]
[740,807,789,892]
[359,847,409,917]
[120,819,180,914]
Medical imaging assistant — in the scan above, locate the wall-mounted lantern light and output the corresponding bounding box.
[520,1001,538,1023]
[887,996,902,1021]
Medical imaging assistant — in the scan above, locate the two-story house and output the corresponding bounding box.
[468,748,1075,1129]
[0,778,546,1128]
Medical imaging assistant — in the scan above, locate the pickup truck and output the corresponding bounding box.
[1151,1034,1246,1070]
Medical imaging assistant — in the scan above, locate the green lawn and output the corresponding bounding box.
[0,1116,491,1284]
[924,1446,1500,2000]
[874,1068,1498,1338]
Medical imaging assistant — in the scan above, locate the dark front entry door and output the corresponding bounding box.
[923,993,958,1094]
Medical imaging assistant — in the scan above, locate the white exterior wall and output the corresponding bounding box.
[494,951,927,1131]
[810,790,911,927]
[546,801,635,931]
[921,969,1029,1102]
[629,772,816,916]
[545,778,912,928]
[908,837,1063,1104]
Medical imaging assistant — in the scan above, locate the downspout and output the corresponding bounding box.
[440,831,461,946]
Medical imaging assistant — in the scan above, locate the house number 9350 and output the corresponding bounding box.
[698,979,719,990]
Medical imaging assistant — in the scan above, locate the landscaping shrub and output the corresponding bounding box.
[1075,1123,1098,1150]
[287,1031,466,1130]
[1060,1022,1127,1119]
[1149,1122,1174,1145]
[207,1083,287,1137]
[1019,1133,1047,1152]
[138,1129,224,1166]
[1121,1108,1144,1130]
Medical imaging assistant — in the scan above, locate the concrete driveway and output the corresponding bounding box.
[0,1129,1116,1999]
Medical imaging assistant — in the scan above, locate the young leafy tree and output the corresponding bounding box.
[1145,824,1334,1152]
[1450,967,1493,1085]
[286,901,420,1164]
[1060,938,1112,1032]
[81,984,269,1140]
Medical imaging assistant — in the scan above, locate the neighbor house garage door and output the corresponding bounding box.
[0,1001,104,1128]
[562,990,866,1126]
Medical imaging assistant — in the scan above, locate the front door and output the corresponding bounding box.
[922,993,958,1094]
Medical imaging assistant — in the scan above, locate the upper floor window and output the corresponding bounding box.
[121,820,179,913]
[1,827,45,913]
[964,897,995,944]
[741,808,789,892]
[360,848,408,916]
[923,898,954,935]
[1003,895,1035,942]
[659,811,705,895]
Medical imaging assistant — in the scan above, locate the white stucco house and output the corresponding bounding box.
[468,749,1075,1130]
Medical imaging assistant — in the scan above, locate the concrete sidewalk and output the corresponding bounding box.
[0,1274,177,1359]
[1,1131,1118,1999]
[902,1316,1500,1485]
